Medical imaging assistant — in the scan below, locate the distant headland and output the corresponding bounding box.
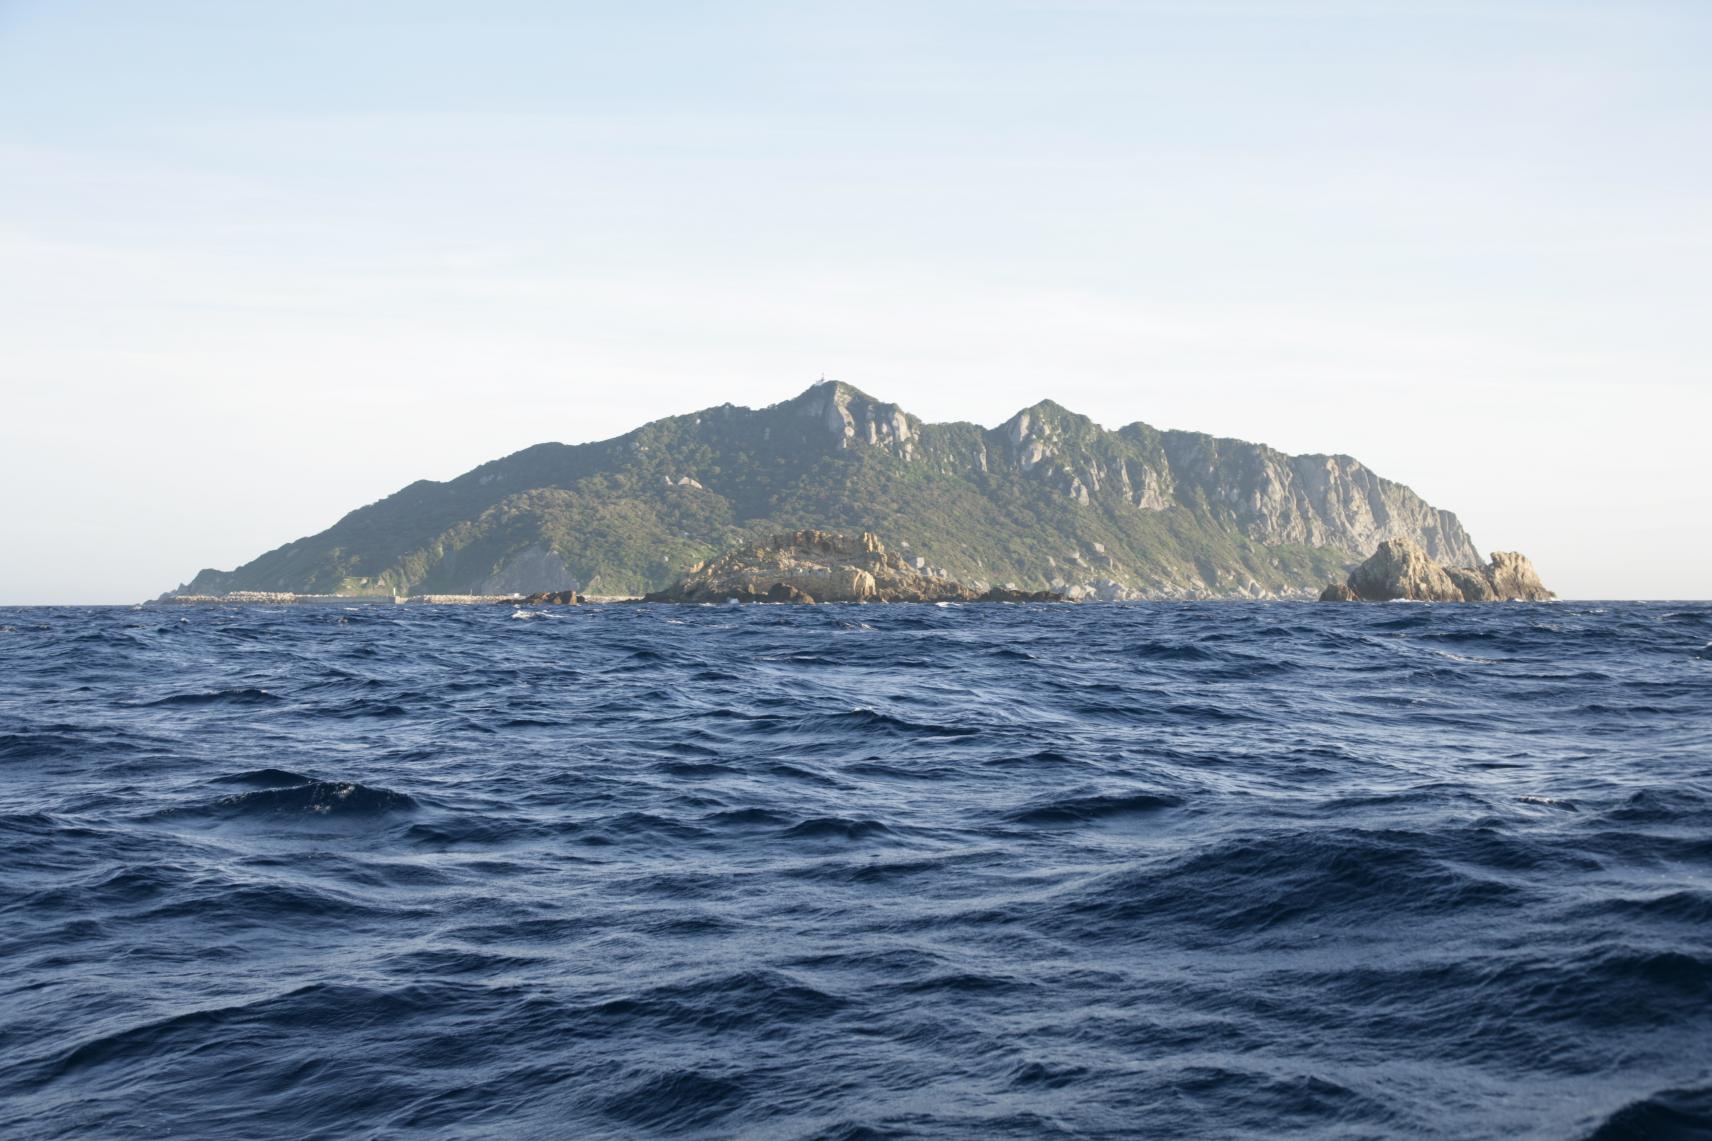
[165,380,1548,603]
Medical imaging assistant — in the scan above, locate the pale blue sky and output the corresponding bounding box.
[2,1,1708,601]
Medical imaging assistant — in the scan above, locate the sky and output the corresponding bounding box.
[1,0,1708,603]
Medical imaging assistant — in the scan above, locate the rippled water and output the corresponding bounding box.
[2,601,1710,1138]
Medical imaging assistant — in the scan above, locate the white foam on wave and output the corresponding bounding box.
[1433,650,1499,665]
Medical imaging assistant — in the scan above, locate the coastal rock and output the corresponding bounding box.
[1347,539,1464,602]
[646,531,1068,604]
[978,587,1068,602]
[1321,539,1554,603]
[766,582,818,604]
[1444,566,1497,602]
[1484,551,1553,601]
[511,590,583,605]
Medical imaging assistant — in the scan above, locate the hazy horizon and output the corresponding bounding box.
[3,2,1709,603]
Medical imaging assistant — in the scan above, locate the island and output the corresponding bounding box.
[166,381,1492,603]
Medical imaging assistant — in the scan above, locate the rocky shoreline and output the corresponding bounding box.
[642,531,1071,604]
[1319,538,1553,603]
[157,535,1556,607]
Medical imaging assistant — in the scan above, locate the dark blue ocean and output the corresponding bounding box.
[2,601,1710,1139]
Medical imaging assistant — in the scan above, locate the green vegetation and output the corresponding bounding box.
[179,382,1476,599]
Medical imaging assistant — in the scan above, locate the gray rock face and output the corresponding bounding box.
[790,385,1480,570]
[796,383,918,461]
[1145,436,1478,566]
[989,400,1480,567]
[1321,539,1554,602]
[1347,539,1465,602]
[1444,566,1497,602]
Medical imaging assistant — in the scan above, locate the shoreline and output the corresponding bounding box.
[135,593,1576,607]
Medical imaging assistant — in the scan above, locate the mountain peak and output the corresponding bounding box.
[780,379,918,457]
[788,378,876,405]
[998,398,1097,448]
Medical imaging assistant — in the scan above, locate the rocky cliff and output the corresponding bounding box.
[175,380,1483,600]
[1320,539,1553,602]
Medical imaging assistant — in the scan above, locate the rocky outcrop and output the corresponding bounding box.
[1444,566,1497,602]
[1346,539,1465,602]
[976,587,1067,602]
[645,531,1069,604]
[1483,551,1553,601]
[507,590,584,605]
[1320,539,1554,602]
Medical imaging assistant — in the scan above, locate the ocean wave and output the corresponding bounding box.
[1056,828,1529,938]
[1582,1084,1712,1139]
[2,600,1709,1138]
[0,730,92,761]
[799,708,983,738]
[160,778,418,821]
[778,815,893,841]
[138,687,283,707]
[1003,789,1184,824]
[208,767,312,786]
[602,1068,749,1132]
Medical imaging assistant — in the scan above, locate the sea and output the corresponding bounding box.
[1,601,1709,1139]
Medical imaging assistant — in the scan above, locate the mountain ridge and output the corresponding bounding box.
[177,380,1481,600]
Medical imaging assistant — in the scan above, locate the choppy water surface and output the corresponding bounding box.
[2,601,1710,1138]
